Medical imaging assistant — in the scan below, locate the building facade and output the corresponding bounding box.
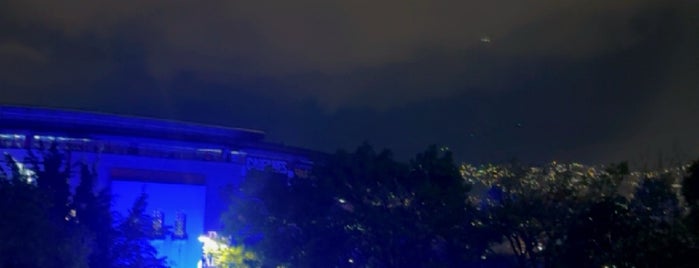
[0,106,317,267]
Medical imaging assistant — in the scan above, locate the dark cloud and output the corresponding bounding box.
[0,0,697,165]
[1,0,684,106]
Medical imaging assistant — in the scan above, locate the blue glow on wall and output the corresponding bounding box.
[1,106,317,268]
[111,181,206,268]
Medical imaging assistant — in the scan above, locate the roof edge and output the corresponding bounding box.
[0,105,266,143]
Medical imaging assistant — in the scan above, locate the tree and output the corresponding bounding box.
[560,195,636,267]
[315,143,412,267]
[112,192,169,268]
[223,143,480,267]
[0,152,91,268]
[562,174,694,267]
[400,145,479,266]
[463,161,613,267]
[465,160,698,268]
[1,147,169,268]
[223,167,340,267]
[74,163,116,267]
[682,160,699,230]
[27,143,73,224]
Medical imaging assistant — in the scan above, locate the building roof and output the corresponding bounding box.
[0,105,266,145]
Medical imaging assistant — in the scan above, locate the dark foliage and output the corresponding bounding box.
[0,147,167,268]
[223,144,487,267]
[682,160,699,230]
[223,161,342,266]
[0,154,85,267]
[226,146,699,268]
[112,192,169,268]
[74,163,117,267]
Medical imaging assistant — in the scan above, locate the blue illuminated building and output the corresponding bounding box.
[0,106,317,268]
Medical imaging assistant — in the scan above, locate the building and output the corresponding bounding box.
[0,105,318,267]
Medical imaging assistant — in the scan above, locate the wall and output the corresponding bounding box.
[111,180,205,268]
[1,147,248,268]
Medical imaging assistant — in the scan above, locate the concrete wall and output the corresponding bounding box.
[111,180,205,268]
[1,148,247,268]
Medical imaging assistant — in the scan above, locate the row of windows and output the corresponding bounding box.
[151,210,188,240]
[0,133,312,178]
[0,133,227,162]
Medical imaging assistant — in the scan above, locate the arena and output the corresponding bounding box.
[0,105,316,267]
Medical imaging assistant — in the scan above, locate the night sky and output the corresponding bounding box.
[1,0,697,166]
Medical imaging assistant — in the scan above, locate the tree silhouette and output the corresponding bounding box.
[682,160,699,230]
[1,148,168,268]
[223,143,481,267]
[0,152,91,267]
[74,163,116,267]
[112,192,168,268]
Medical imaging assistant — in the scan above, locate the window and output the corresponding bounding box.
[152,210,165,239]
[172,211,187,240]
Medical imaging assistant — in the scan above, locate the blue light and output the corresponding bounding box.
[0,105,266,144]
[0,106,318,268]
[112,181,206,268]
